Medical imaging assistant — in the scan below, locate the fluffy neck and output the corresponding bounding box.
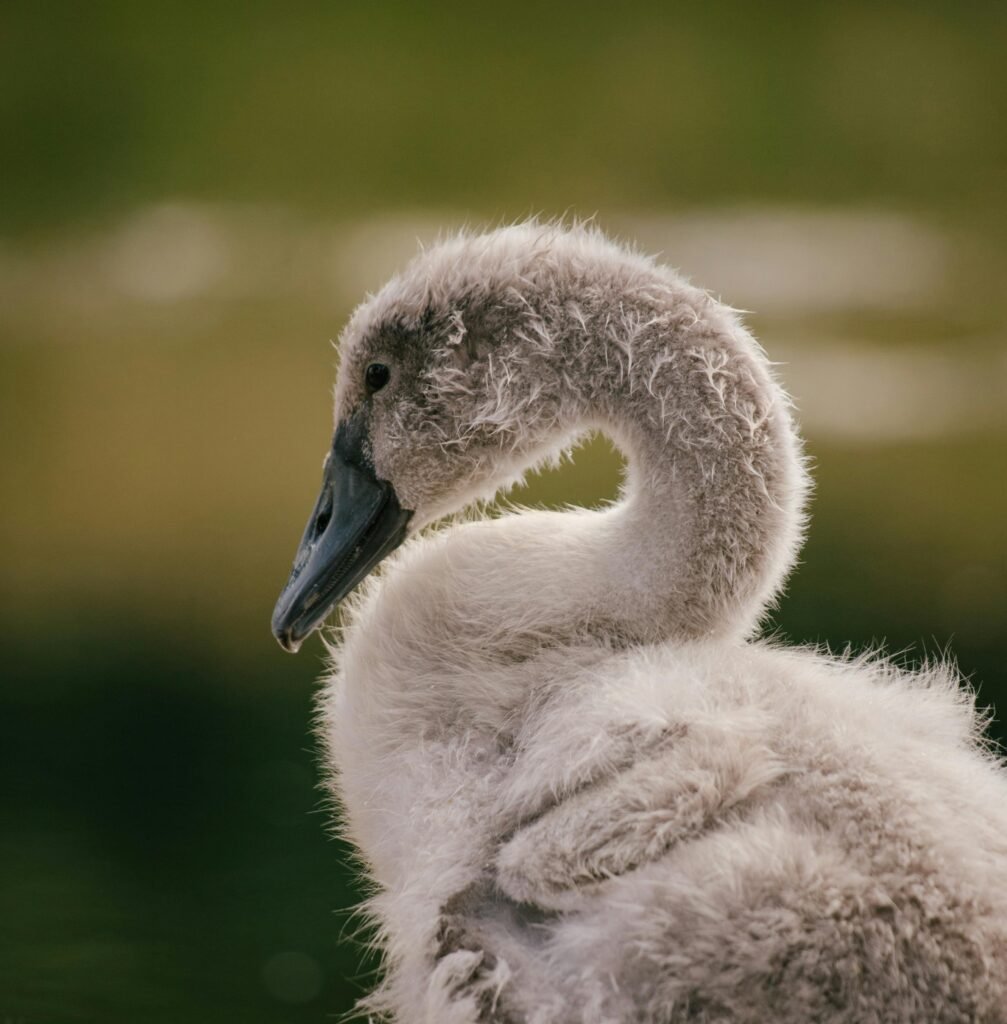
[487,272,807,644]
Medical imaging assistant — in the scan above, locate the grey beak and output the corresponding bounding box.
[271,410,412,653]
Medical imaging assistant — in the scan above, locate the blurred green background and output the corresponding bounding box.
[2,1,1005,1020]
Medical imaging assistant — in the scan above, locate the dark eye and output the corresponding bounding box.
[365,362,391,393]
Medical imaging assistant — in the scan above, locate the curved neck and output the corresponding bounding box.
[536,291,807,644]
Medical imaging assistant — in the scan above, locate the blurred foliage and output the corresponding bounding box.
[2,0,1007,233]
[1,1,1005,1021]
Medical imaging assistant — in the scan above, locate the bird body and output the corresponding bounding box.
[323,526,1007,1023]
[273,223,1007,1022]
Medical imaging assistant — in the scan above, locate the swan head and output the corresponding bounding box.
[272,224,579,652]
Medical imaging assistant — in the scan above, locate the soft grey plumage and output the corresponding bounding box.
[272,222,1007,1023]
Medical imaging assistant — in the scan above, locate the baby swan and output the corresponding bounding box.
[272,223,1007,1023]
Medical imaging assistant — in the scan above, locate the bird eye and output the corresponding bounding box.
[365,363,391,394]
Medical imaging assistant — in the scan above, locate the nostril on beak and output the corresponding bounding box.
[314,491,333,538]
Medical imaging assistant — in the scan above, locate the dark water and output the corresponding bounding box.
[2,619,379,1022]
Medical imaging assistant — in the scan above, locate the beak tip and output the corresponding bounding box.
[274,631,303,654]
[271,605,307,654]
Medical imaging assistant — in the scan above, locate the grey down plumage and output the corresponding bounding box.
[289,223,1007,1022]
